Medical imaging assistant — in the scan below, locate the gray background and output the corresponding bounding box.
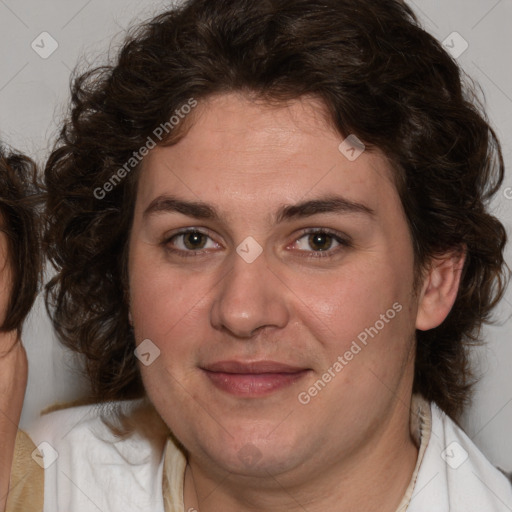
[0,0,511,470]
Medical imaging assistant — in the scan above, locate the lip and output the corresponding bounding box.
[201,360,310,397]
[203,360,307,374]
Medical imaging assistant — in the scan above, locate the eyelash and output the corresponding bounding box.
[162,228,352,259]
[290,228,352,258]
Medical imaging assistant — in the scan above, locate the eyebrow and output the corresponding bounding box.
[143,194,375,223]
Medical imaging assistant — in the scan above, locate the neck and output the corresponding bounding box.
[183,398,419,512]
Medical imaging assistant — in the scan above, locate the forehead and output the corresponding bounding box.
[135,93,399,219]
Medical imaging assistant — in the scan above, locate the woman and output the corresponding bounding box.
[5,0,512,510]
[0,146,40,511]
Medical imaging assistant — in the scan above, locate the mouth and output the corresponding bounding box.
[201,360,311,397]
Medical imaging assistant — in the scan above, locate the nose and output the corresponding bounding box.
[209,250,290,338]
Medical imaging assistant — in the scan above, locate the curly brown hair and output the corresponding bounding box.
[44,0,508,420]
[0,146,41,332]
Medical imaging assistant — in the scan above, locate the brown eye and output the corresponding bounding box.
[292,229,351,258]
[182,231,207,250]
[164,229,220,256]
[308,233,334,251]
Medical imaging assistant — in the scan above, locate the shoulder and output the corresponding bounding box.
[6,430,44,512]
[409,401,512,512]
[24,399,168,512]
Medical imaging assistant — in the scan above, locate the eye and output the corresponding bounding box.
[292,229,351,257]
[165,229,220,254]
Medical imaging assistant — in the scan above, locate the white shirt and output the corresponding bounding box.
[25,396,512,512]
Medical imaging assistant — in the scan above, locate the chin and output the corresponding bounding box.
[194,423,306,477]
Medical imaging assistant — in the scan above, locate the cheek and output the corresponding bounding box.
[289,259,412,346]
[128,248,214,364]
[129,256,207,421]
[129,244,183,328]
[293,269,415,419]
[289,259,417,408]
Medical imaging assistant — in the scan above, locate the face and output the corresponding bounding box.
[128,93,420,482]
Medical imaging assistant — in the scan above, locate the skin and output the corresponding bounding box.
[128,93,463,512]
[0,229,27,512]
[0,231,11,327]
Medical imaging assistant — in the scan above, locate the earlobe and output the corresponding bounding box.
[415,248,466,331]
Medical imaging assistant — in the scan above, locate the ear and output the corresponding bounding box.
[415,248,466,331]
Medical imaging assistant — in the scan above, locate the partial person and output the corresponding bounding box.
[0,146,40,512]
